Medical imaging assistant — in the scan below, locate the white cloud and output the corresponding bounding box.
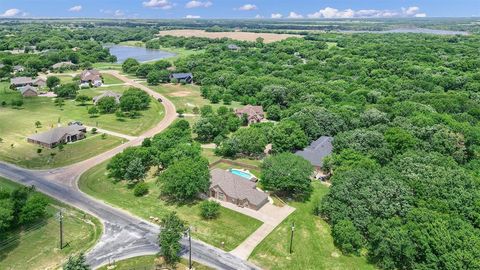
[255,14,263,19]
[287,12,303,19]
[185,15,201,18]
[0,8,21,17]
[143,0,174,10]
[271,13,282,19]
[186,1,212,8]
[114,10,125,16]
[403,6,420,16]
[307,6,426,18]
[238,4,257,11]
[69,5,82,12]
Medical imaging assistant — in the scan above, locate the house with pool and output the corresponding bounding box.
[209,168,268,210]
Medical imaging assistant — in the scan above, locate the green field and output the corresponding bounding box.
[79,161,262,251]
[249,182,376,270]
[102,73,124,84]
[147,83,242,114]
[0,178,102,270]
[0,82,163,168]
[98,255,213,270]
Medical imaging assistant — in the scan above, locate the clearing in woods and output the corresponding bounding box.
[158,30,301,43]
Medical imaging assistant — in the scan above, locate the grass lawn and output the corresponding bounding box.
[147,83,242,114]
[0,177,102,270]
[4,133,124,169]
[92,62,122,70]
[102,73,124,85]
[249,182,376,270]
[79,161,262,251]
[98,255,213,270]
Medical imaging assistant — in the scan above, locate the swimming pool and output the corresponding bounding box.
[229,169,254,180]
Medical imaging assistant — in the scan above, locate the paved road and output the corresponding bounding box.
[0,71,260,270]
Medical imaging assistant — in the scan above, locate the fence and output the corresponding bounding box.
[209,159,260,170]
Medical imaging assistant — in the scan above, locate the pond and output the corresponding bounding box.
[105,45,176,63]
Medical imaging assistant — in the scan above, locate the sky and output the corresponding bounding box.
[0,0,479,19]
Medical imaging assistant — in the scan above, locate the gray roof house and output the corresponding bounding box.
[11,77,46,88]
[18,85,38,97]
[52,61,75,69]
[13,65,25,72]
[169,73,193,83]
[228,44,241,51]
[209,168,269,210]
[295,136,334,168]
[27,124,87,149]
[93,91,122,105]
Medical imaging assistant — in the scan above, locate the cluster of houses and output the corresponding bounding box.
[10,77,46,97]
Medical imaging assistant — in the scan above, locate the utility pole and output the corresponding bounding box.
[289,222,295,254]
[57,210,64,249]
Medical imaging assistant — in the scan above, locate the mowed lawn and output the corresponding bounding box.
[147,83,242,114]
[79,161,262,251]
[250,182,376,270]
[0,178,102,270]
[0,83,164,168]
[98,255,213,270]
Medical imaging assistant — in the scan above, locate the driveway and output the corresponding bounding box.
[215,200,295,260]
[0,71,259,270]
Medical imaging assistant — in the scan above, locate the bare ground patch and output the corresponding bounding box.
[158,29,301,43]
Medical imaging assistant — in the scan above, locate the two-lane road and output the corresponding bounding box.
[0,71,260,270]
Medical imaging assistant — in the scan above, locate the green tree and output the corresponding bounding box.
[0,199,14,233]
[19,194,48,224]
[54,83,78,99]
[157,157,210,202]
[75,94,90,106]
[332,220,364,255]
[199,200,220,220]
[87,106,99,118]
[158,212,185,267]
[96,96,117,114]
[261,153,313,199]
[124,157,146,187]
[46,76,61,90]
[271,120,308,153]
[63,253,90,270]
[122,58,140,73]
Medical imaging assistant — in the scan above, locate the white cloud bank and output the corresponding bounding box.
[238,4,257,11]
[69,5,82,12]
[186,15,201,19]
[0,8,21,17]
[186,1,212,9]
[288,12,303,19]
[271,13,282,19]
[307,6,427,18]
[143,0,174,10]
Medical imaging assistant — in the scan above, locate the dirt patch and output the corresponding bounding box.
[158,30,301,43]
[170,91,191,97]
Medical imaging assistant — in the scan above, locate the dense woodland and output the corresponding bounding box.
[170,33,480,269]
[1,21,480,269]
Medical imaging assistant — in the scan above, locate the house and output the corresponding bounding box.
[13,65,25,73]
[169,73,193,83]
[295,136,334,179]
[80,69,102,87]
[235,105,265,124]
[11,77,34,87]
[93,91,122,105]
[227,44,241,51]
[209,168,269,210]
[10,77,46,88]
[18,85,38,97]
[27,124,87,149]
[52,61,75,70]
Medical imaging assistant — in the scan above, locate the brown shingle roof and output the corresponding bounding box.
[28,125,86,145]
[235,105,264,121]
[210,168,268,206]
[80,69,101,82]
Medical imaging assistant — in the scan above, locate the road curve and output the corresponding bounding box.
[0,71,260,270]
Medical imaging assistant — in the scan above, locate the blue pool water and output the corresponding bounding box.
[229,169,253,180]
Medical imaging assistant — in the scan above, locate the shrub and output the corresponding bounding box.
[134,182,149,197]
[91,128,97,134]
[199,200,220,220]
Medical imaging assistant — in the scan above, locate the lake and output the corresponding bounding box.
[339,28,469,35]
[105,45,176,63]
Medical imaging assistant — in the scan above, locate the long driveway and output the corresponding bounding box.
[0,71,259,270]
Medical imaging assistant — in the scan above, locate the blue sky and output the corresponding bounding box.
[0,1,479,19]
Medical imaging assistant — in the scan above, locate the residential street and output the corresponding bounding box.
[0,71,259,270]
